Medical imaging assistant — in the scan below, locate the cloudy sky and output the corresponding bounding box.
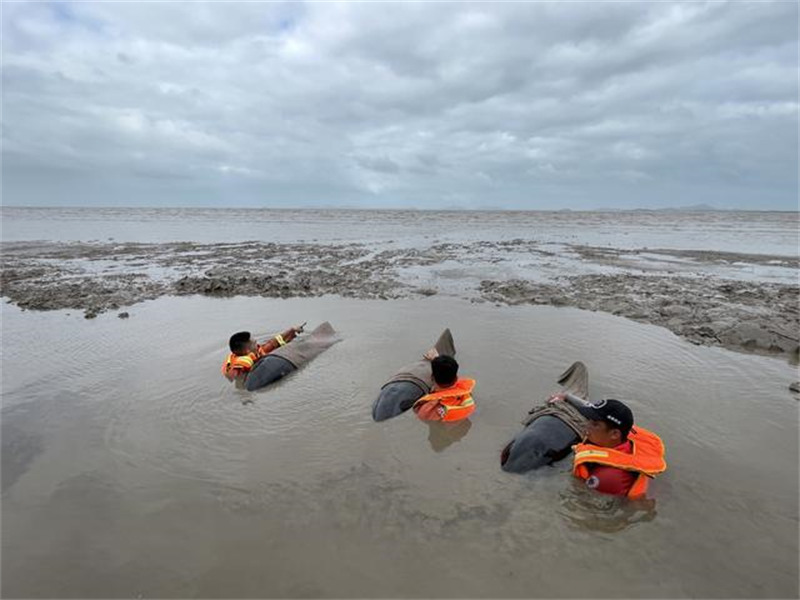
[2,1,798,209]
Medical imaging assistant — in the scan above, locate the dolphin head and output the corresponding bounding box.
[372,381,426,422]
[500,414,579,473]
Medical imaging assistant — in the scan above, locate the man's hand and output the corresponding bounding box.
[423,348,439,361]
[547,392,566,405]
[293,322,306,334]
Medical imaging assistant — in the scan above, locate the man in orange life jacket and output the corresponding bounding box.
[221,323,305,383]
[412,349,476,422]
[548,394,666,498]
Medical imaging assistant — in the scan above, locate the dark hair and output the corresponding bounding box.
[431,355,458,387]
[229,331,252,355]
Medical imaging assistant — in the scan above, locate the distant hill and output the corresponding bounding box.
[594,203,729,212]
[654,203,727,212]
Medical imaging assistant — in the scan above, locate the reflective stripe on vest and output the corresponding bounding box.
[221,352,256,378]
[414,378,476,422]
[572,426,666,499]
[440,395,475,422]
[275,334,287,347]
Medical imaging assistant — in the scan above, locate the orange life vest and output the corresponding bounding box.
[221,352,258,381]
[572,426,667,499]
[413,378,476,422]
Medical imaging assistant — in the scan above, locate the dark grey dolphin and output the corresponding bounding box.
[500,362,589,473]
[372,329,455,422]
[245,355,296,391]
[245,322,339,392]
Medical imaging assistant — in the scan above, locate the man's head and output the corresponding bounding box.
[229,331,256,356]
[577,398,634,447]
[431,355,458,389]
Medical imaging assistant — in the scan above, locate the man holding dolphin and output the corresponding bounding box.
[221,322,306,383]
[548,393,667,498]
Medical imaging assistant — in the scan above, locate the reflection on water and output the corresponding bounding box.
[1,295,798,598]
[558,480,658,533]
[1,422,44,493]
[426,420,473,453]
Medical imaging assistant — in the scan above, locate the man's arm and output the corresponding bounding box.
[548,392,587,409]
[257,324,305,357]
[414,399,445,421]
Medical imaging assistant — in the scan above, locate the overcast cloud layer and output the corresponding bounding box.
[2,1,798,209]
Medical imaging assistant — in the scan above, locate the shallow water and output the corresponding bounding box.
[2,206,798,255]
[2,295,798,598]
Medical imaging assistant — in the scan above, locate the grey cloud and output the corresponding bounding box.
[1,1,797,209]
[354,155,401,175]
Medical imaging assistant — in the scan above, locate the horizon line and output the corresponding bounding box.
[1,204,798,213]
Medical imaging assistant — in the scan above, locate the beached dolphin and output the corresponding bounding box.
[500,362,590,473]
[372,329,456,421]
[245,322,339,392]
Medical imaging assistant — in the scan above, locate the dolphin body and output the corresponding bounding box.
[372,329,456,422]
[244,355,297,391]
[245,322,339,392]
[500,362,589,473]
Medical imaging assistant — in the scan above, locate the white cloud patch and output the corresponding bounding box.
[1,1,797,208]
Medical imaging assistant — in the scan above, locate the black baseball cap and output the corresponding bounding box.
[577,398,634,435]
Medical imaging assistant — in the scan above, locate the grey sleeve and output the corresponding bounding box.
[563,392,589,411]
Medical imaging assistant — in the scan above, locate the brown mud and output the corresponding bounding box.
[2,239,797,361]
[480,275,799,361]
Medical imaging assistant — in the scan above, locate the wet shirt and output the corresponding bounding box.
[584,440,637,496]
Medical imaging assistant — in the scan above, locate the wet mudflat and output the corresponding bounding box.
[2,295,798,598]
[2,237,798,360]
[3,208,799,361]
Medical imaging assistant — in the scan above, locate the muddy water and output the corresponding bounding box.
[2,296,798,598]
